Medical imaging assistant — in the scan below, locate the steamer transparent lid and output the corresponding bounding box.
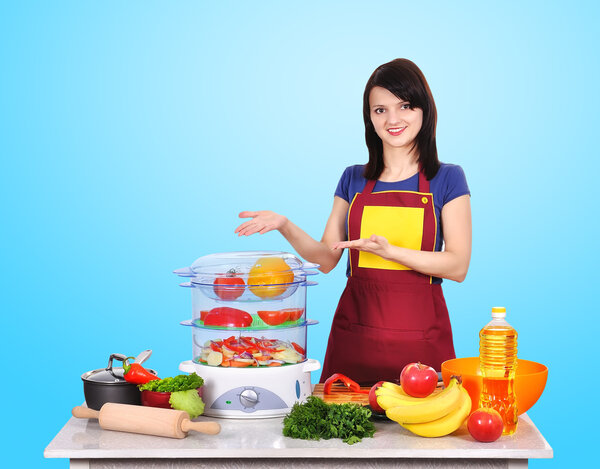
[174,251,319,302]
[174,251,319,278]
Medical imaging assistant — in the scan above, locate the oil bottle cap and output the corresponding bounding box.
[491,306,506,318]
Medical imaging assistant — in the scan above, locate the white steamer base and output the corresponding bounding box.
[179,358,320,418]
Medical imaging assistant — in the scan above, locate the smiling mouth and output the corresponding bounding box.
[387,127,406,136]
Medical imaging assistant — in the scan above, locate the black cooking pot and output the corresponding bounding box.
[81,353,157,410]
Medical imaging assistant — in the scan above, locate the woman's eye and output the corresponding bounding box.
[400,103,411,110]
[374,108,385,114]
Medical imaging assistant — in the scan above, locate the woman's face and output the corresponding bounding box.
[369,86,423,153]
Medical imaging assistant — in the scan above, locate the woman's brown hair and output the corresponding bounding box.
[362,59,440,180]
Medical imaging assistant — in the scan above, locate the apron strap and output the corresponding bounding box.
[363,179,377,194]
[418,171,430,193]
[365,171,429,194]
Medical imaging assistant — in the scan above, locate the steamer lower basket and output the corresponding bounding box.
[179,359,320,418]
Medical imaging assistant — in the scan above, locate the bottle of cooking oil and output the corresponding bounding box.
[478,306,518,435]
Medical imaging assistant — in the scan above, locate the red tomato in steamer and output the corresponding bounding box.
[468,408,504,442]
[257,310,290,326]
[281,308,304,321]
[400,362,438,398]
[213,276,245,300]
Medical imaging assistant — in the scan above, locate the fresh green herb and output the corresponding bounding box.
[282,396,375,445]
[138,372,204,392]
[169,389,205,419]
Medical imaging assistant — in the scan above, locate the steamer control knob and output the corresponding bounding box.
[239,388,259,408]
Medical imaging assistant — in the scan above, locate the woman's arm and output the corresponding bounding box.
[235,196,349,273]
[332,194,472,282]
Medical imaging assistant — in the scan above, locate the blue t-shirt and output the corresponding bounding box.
[334,163,470,284]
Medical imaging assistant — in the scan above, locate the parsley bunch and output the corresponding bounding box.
[282,396,375,445]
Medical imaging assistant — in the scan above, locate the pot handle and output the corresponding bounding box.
[301,262,320,270]
[303,281,318,287]
[134,349,152,364]
[179,360,196,373]
[179,282,193,288]
[302,358,321,373]
[106,353,127,378]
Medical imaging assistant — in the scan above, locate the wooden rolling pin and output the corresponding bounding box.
[72,403,221,439]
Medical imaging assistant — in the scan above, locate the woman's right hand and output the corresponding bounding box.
[235,211,288,236]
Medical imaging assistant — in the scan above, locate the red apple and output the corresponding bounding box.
[467,408,504,442]
[368,381,385,414]
[400,362,438,398]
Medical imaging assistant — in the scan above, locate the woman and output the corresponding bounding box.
[235,58,471,385]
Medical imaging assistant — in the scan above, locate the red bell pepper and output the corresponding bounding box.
[323,373,370,394]
[239,337,260,354]
[223,335,247,353]
[123,358,160,385]
[210,340,223,352]
[203,307,252,328]
[291,342,305,355]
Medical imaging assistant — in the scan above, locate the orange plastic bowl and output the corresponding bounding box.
[441,357,547,415]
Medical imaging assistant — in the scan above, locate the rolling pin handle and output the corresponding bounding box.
[180,419,221,435]
[72,406,100,419]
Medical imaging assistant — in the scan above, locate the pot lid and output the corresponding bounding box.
[173,251,320,279]
[82,353,131,385]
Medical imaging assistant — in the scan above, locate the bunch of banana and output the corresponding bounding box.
[376,377,471,438]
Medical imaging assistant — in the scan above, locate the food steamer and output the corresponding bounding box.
[174,251,321,418]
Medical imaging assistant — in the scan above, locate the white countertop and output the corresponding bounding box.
[44,412,552,461]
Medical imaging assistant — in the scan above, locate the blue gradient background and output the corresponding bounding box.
[1,1,597,466]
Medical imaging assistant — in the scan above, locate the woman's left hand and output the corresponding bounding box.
[332,234,391,260]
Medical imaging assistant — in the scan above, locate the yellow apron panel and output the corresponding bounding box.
[358,205,424,270]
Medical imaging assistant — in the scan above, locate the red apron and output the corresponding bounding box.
[320,171,456,385]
